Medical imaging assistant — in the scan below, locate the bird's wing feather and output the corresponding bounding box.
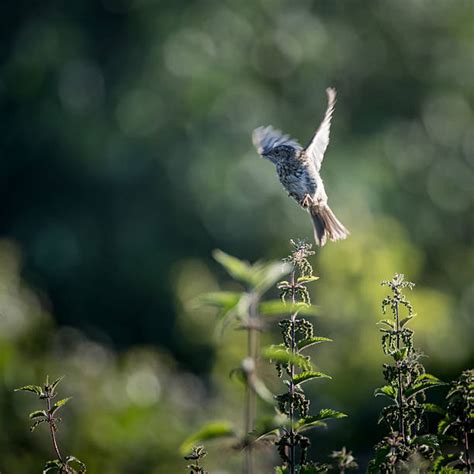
[252,125,302,155]
[305,88,336,171]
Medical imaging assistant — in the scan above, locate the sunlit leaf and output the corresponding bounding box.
[179,421,235,455]
[297,337,332,351]
[14,385,43,396]
[405,374,445,399]
[261,346,312,372]
[258,300,319,317]
[196,291,242,320]
[29,410,47,419]
[213,250,255,286]
[374,385,397,400]
[253,261,291,293]
[296,409,347,432]
[293,371,331,385]
[50,397,72,415]
[50,376,65,395]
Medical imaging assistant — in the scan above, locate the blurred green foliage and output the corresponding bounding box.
[0,0,473,472]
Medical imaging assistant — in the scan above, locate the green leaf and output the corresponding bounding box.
[399,314,415,328]
[297,275,320,283]
[293,371,331,385]
[14,385,43,396]
[411,434,440,450]
[377,319,395,329]
[213,250,255,287]
[50,397,72,415]
[253,261,291,293]
[391,347,408,361]
[258,300,319,317]
[298,337,332,351]
[196,291,242,318]
[179,421,235,455]
[65,455,87,473]
[375,385,397,400]
[261,346,312,372]
[29,410,47,419]
[405,374,445,399]
[50,376,64,395]
[43,459,62,474]
[423,403,446,416]
[30,418,47,432]
[296,409,347,433]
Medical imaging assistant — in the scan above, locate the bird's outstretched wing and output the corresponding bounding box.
[252,125,302,155]
[305,88,336,171]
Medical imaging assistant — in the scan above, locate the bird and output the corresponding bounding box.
[252,87,349,246]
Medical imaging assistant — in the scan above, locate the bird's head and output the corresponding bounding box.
[262,145,293,164]
[253,126,302,164]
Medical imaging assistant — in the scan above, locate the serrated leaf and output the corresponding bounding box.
[258,300,319,317]
[296,409,347,433]
[261,346,312,372]
[50,397,72,415]
[43,459,62,473]
[179,421,235,455]
[297,337,332,351]
[50,376,64,394]
[297,275,319,283]
[65,455,86,473]
[411,434,440,450]
[293,371,331,385]
[29,410,47,419]
[391,347,408,361]
[377,319,395,329]
[14,385,43,396]
[375,385,397,400]
[399,314,415,328]
[405,374,445,399]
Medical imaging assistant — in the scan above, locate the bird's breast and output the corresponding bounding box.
[276,159,317,199]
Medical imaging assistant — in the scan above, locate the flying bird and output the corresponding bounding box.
[252,88,349,246]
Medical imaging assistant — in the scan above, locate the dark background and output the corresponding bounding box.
[0,0,472,472]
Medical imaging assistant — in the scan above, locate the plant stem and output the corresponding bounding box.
[46,395,64,464]
[289,269,297,474]
[394,301,405,443]
[464,429,472,474]
[244,291,258,474]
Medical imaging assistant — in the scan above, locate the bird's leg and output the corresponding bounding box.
[299,194,314,208]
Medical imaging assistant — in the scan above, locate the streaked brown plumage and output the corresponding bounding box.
[252,88,349,246]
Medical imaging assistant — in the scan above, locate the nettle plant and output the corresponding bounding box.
[184,445,208,474]
[369,274,445,472]
[181,249,293,473]
[261,240,347,473]
[15,376,86,474]
[434,369,473,473]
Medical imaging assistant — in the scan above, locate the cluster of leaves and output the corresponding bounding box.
[370,274,445,472]
[184,445,208,474]
[263,240,346,473]
[433,369,473,473]
[15,376,86,473]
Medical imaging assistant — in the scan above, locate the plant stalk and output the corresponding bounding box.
[244,291,258,474]
[46,394,64,464]
[394,301,405,443]
[289,269,297,474]
[464,429,472,474]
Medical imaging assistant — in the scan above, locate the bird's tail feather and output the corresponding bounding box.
[310,204,349,246]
